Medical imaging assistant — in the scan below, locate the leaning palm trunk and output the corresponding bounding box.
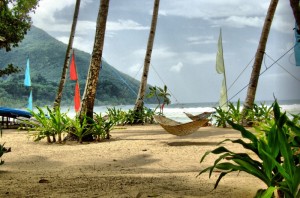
[290,0,300,31]
[54,0,81,110]
[134,0,160,114]
[79,0,109,121]
[242,0,278,115]
[53,0,81,143]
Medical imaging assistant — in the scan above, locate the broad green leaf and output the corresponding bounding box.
[260,186,276,198]
[227,120,258,144]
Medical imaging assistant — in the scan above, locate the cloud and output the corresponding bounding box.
[160,0,292,33]
[212,16,264,29]
[133,46,177,60]
[186,36,217,45]
[160,0,268,19]
[106,19,149,31]
[183,52,216,65]
[170,62,183,72]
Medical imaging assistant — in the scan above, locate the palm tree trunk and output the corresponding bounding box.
[79,0,109,120]
[290,0,300,31]
[54,0,81,110]
[134,0,160,113]
[242,0,278,114]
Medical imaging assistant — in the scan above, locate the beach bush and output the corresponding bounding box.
[24,106,69,143]
[24,106,117,143]
[199,100,300,198]
[91,113,114,140]
[213,100,274,127]
[68,115,94,144]
[106,107,155,125]
[0,143,5,165]
[147,85,171,116]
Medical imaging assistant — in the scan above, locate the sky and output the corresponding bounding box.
[30,0,300,104]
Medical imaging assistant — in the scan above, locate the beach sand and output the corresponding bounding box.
[0,125,265,198]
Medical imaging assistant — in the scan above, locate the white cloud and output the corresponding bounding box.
[160,0,268,19]
[213,16,264,29]
[133,46,177,60]
[107,20,149,31]
[160,0,292,33]
[186,36,217,45]
[170,62,183,72]
[183,52,216,65]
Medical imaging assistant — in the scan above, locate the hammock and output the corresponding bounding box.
[184,112,213,121]
[153,115,209,136]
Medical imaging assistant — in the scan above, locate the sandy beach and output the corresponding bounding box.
[0,125,266,198]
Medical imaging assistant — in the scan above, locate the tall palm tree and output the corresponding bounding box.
[79,0,110,119]
[290,0,300,31]
[54,0,81,110]
[242,0,278,114]
[134,0,160,114]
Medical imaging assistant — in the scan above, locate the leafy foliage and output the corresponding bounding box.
[0,27,156,107]
[24,106,69,143]
[147,85,171,115]
[200,100,300,197]
[106,107,155,125]
[214,100,274,127]
[0,0,40,51]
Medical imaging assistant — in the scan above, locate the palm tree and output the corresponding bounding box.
[54,0,81,110]
[134,0,160,114]
[290,0,300,31]
[242,0,278,116]
[79,0,110,120]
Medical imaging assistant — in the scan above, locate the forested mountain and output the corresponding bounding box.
[0,26,153,108]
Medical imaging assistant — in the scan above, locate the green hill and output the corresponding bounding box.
[0,26,153,108]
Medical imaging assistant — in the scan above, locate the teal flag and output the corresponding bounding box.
[27,90,33,111]
[24,58,31,86]
[294,25,300,66]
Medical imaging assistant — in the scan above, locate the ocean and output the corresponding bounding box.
[62,99,300,123]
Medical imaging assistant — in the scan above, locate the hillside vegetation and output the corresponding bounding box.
[0,26,154,108]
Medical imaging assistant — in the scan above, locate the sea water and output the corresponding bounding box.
[62,100,300,123]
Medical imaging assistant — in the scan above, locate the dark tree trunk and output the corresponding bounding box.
[290,0,300,31]
[79,0,109,121]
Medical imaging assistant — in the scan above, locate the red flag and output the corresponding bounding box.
[74,82,81,112]
[70,51,78,80]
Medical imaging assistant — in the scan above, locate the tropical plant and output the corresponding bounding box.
[24,106,69,143]
[92,113,114,140]
[0,0,40,76]
[0,143,6,165]
[46,107,70,143]
[68,115,93,143]
[199,100,300,198]
[24,106,53,142]
[214,101,274,127]
[106,107,155,126]
[147,85,171,115]
[213,105,229,128]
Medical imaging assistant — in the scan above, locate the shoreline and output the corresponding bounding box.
[1,125,265,197]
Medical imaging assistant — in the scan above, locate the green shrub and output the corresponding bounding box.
[106,107,155,125]
[200,100,300,198]
[92,113,114,140]
[24,106,69,143]
[213,100,274,127]
[68,115,94,144]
